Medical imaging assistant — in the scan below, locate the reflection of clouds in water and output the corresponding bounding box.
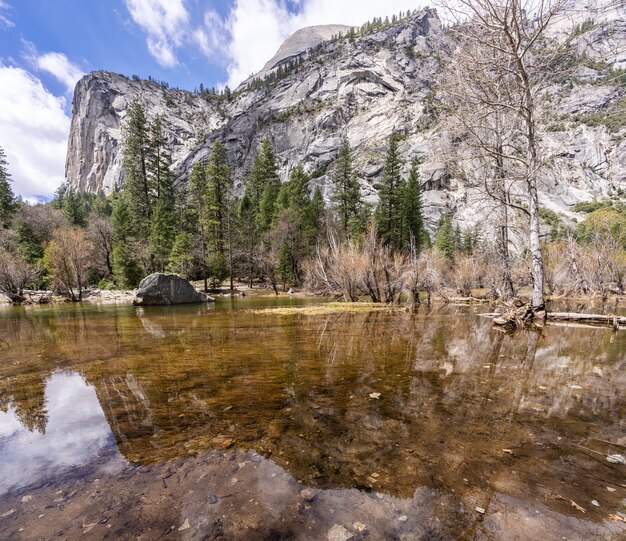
[0,372,121,495]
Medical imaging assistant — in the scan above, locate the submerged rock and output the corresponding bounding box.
[133,274,213,306]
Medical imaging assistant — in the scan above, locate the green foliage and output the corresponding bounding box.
[434,212,456,259]
[62,187,86,227]
[402,158,428,251]
[0,147,16,226]
[123,100,151,233]
[575,208,626,248]
[572,199,615,213]
[206,251,228,289]
[331,136,365,237]
[577,96,626,133]
[112,241,143,289]
[375,134,405,249]
[149,198,175,271]
[539,207,569,240]
[167,232,195,279]
[275,241,295,286]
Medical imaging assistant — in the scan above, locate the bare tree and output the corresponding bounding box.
[0,249,36,303]
[439,0,568,315]
[46,227,93,301]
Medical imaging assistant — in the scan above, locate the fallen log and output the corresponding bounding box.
[547,312,626,329]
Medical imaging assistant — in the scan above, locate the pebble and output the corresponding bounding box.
[591,500,600,507]
[21,495,32,503]
[352,522,368,533]
[1,509,15,518]
[398,515,408,523]
[369,393,381,399]
[476,507,486,515]
[327,524,353,541]
[178,519,190,531]
[300,489,317,502]
[207,494,219,505]
[607,487,616,492]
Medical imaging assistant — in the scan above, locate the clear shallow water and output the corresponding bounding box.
[0,299,624,540]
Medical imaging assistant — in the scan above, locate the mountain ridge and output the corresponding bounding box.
[64,5,626,236]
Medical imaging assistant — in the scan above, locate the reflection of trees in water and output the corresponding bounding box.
[0,371,48,434]
[1,305,624,515]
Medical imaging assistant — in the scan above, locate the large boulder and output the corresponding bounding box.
[133,274,213,306]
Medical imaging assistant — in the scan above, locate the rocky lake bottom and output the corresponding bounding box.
[0,298,624,540]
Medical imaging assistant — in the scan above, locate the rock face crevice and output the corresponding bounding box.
[66,5,626,235]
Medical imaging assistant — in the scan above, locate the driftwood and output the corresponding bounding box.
[547,312,626,329]
[493,304,546,330]
[493,305,626,330]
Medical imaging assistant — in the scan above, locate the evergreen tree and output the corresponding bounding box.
[110,193,143,288]
[375,134,404,248]
[309,187,325,233]
[148,198,175,271]
[188,161,210,289]
[62,187,86,227]
[0,147,16,226]
[123,100,151,237]
[402,158,427,251]
[148,116,175,204]
[331,136,363,236]
[246,137,280,232]
[205,140,232,254]
[167,232,195,278]
[275,241,295,289]
[435,212,456,259]
[93,190,112,217]
[238,193,257,288]
[112,241,144,289]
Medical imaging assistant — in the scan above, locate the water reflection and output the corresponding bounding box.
[0,372,121,495]
[0,301,624,534]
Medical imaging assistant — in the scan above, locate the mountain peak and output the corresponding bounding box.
[248,24,354,83]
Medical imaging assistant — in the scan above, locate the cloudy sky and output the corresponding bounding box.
[0,0,425,201]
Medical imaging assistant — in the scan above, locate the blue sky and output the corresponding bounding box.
[0,0,424,201]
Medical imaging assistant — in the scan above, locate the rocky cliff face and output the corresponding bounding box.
[65,73,226,193]
[65,4,626,234]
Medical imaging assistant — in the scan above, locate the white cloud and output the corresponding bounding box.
[0,65,70,200]
[31,51,85,92]
[198,0,427,87]
[0,0,13,29]
[124,0,190,67]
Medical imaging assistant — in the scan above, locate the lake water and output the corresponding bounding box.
[0,298,624,540]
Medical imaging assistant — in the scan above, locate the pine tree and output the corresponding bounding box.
[246,138,280,232]
[275,241,295,289]
[375,134,404,248]
[331,136,363,236]
[435,212,456,259]
[167,232,195,278]
[188,161,210,289]
[309,187,325,233]
[402,158,427,251]
[205,140,232,254]
[110,193,144,288]
[0,147,16,226]
[62,187,86,227]
[148,198,175,271]
[238,193,257,288]
[147,115,174,203]
[123,100,151,237]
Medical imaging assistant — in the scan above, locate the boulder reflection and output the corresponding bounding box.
[0,302,624,522]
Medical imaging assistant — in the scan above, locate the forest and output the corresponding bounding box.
[0,0,624,315]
